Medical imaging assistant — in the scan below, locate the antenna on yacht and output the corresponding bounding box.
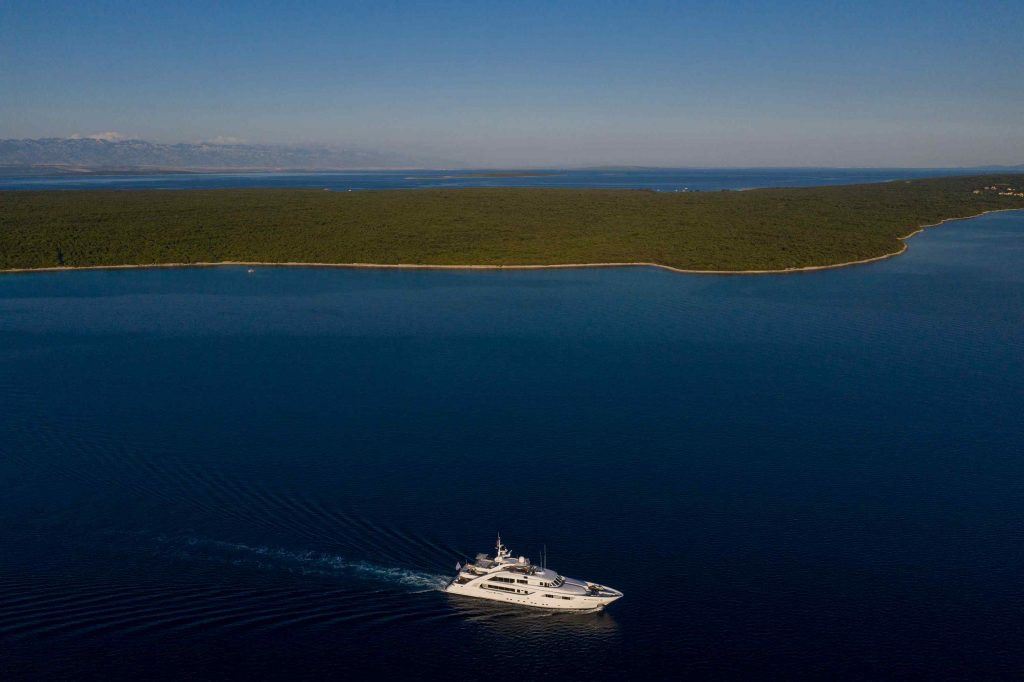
[543,544,547,571]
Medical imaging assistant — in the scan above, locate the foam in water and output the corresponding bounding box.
[170,537,450,590]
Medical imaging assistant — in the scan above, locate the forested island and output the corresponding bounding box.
[2,174,1023,273]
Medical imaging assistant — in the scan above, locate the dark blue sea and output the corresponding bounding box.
[1,181,1023,678]
[0,166,986,192]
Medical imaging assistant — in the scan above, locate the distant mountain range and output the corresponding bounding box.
[0,138,1019,176]
[0,137,445,172]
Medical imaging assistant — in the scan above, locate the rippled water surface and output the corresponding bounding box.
[2,211,1023,679]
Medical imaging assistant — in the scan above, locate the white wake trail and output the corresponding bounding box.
[169,537,450,590]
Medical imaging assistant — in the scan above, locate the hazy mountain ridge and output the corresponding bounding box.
[0,137,440,171]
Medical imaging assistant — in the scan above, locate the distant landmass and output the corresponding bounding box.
[0,137,447,172]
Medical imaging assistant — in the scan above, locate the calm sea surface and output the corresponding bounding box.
[0,166,985,192]
[2,205,1023,677]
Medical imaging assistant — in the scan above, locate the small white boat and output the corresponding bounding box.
[444,536,622,611]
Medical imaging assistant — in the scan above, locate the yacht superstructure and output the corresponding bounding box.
[444,536,622,611]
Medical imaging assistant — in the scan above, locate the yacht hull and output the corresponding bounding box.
[444,581,621,611]
[445,536,622,612]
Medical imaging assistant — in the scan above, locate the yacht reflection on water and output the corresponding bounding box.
[446,596,621,636]
[443,591,623,672]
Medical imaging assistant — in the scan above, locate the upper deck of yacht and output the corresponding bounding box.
[448,535,622,601]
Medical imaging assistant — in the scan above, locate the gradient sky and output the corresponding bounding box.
[1,0,1022,167]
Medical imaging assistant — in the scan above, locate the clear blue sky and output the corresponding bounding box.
[1,0,1022,167]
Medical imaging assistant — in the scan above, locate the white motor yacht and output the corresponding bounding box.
[444,536,622,611]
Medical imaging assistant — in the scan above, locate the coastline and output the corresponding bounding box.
[2,208,1020,277]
